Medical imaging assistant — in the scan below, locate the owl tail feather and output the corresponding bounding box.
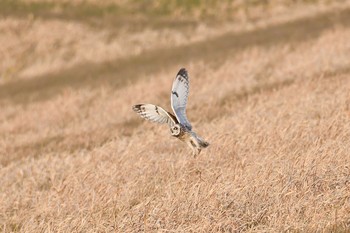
[197,136,209,148]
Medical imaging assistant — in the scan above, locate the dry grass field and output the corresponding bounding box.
[1,0,350,232]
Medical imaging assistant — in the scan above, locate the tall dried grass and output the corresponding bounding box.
[1,2,350,232]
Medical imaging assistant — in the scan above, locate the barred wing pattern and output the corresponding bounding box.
[132,104,178,128]
[171,68,192,130]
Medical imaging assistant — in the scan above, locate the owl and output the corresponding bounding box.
[132,68,209,157]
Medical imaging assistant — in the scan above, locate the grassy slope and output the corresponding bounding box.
[1,1,350,232]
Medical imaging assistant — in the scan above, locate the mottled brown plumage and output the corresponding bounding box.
[132,68,209,157]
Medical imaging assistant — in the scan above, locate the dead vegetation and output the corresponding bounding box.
[1,1,350,232]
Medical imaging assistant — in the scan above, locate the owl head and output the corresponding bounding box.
[170,124,181,136]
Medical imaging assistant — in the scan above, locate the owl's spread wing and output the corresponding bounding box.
[171,68,192,130]
[132,104,178,128]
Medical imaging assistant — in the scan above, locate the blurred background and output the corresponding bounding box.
[1,0,349,84]
[1,0,350,232]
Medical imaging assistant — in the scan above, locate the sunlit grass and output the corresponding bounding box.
[0,0,343,20]
[1,1,350,232]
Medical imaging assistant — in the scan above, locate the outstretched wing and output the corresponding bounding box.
[171,68,192,130]
[132,104,178,128]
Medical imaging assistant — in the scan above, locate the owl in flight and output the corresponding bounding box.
[132,68,209,157]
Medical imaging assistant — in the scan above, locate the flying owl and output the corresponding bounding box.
[132,68,209,157]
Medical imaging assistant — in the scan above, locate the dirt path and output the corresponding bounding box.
[1,7,349,104]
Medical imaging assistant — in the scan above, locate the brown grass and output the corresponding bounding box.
[1,1,350,232]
